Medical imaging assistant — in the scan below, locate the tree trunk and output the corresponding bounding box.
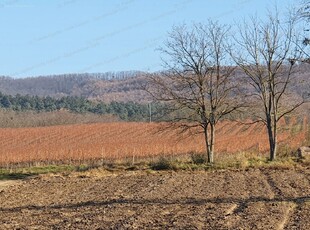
[203,125,213,164]
[271,139,277,161]
[209,123,215,164]
[266,117,276,161]
[271,115,278,161]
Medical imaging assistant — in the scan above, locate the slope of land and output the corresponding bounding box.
[0,63,309,103]
[0,72,149,103]
[0,168,309,229]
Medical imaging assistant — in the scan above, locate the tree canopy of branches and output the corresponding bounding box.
[296,0,310,60]
[146,22,243,163]
[232,11,306,161]
[297,1,310,19]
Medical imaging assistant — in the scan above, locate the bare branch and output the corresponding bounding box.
[146,21,243,163]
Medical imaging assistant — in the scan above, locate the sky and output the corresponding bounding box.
[0,0,296,78]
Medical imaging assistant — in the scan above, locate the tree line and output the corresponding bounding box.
[0,92,167,122]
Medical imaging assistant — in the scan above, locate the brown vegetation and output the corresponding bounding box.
[0,118,307,166]
[0,63,309,104]
[0,109,118,128]
[0,73,149,103]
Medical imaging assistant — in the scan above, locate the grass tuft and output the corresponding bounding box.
[190,153,207,164]
[150,157,177,170]
[0,165,75,180]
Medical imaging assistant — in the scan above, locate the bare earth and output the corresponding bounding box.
[0,168,310,229]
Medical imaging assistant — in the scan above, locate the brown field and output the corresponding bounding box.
[0,117,307,166]
[0,118,309,229]
[0,168,310,229]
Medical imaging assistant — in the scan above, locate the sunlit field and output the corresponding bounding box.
[0,117,307,166]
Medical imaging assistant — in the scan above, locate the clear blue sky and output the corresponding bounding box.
[0,0,295,78]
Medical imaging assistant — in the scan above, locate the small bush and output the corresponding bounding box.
[150,157,176,170]
[75,164,92,172]
[191,153,207,165]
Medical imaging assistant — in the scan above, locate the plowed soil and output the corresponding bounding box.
[0,168,310,229]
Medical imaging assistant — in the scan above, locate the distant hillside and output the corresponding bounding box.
[0,71,150,103]
[0,64,309,103]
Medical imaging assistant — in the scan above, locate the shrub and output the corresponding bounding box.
[191,153,207,164]
[150,157,176,170]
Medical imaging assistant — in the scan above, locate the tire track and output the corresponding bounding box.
[260,169,310,230]
[260,169,283,198]
[283,202,309,230]
[277,202,297,230]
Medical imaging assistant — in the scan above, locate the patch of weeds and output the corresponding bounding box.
[263,157,298,170]
[27,165,75,174]
[174,161,192,170]
[201,163,213,170]
[150,157,177,170]
[0,172,35,180]
[211,155,248,170]
[75,164,97,172]
[213,161,238,170]
[190,153,207,165]
[247,157,267,167]
[278,144,297,158]
[234,160,248,169]
[187,163,201,170]
[125,165,139,171]
[0,165,75,180]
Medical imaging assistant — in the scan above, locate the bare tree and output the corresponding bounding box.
[232,11,306,161]
[146,22,243,164]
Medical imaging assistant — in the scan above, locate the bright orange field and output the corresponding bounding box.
[0,118,307,165]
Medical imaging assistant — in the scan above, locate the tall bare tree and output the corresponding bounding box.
[232,11,306,161]
[146,22,243,163]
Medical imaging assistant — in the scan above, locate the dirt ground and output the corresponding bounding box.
[0,167,309,230]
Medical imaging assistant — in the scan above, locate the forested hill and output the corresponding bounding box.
[0,71,150,103]
[0,64,309,103]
